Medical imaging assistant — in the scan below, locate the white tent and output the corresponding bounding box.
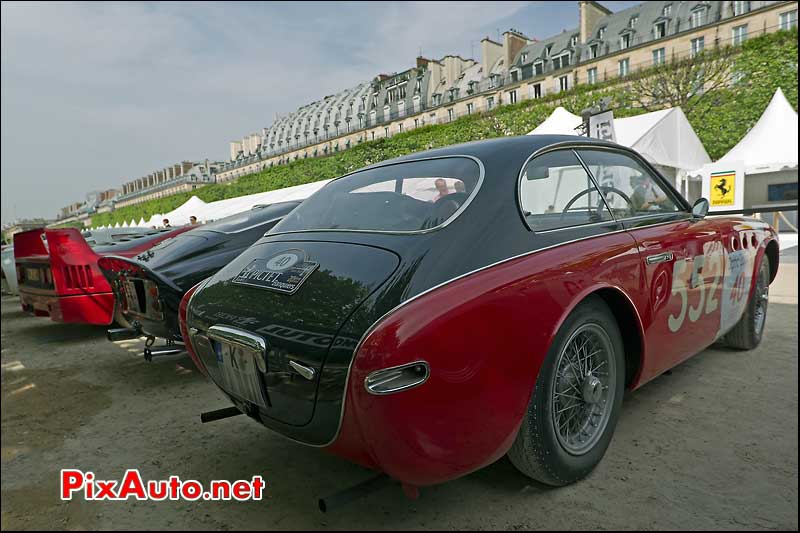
[528,106,710,194]
[689,88,798,220]
[138,217,147,227]
[157,180,331,224]
[715,87,798,175]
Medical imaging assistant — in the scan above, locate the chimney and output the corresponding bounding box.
[579,1,612,44]
[416,56,430,69]
[503,29,529,70]
[481,37,503,73]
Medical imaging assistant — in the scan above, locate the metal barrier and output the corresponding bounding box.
[711,202,798,234]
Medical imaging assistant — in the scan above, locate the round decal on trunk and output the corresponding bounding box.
[266,251,301,271]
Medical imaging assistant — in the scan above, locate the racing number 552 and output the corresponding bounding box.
[668,243,722,333]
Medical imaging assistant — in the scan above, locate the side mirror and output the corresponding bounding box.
[692,198,709,219]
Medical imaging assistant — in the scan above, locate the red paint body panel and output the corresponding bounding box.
[15,227,192,325]
[327,220,778,487]
[329,230,644,485]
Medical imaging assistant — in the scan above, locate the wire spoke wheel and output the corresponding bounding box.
[551,323,617,455]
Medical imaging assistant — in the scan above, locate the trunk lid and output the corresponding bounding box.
[188,239,400,426]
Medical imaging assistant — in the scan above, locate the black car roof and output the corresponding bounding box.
[376,135,616,169]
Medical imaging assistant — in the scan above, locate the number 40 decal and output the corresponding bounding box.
[667,249,722,333]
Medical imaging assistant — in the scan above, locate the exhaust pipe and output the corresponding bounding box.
[143,345,184,361]
[107,327,140,342]
[318,473,394,513]
[200,406,244,423]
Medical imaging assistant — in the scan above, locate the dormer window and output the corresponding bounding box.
[545,44,553,56]
[663,4,672,16]
[598,27,606,39]
[629,15,638,27]
[690,6,707,28]
[733,1,750,16]
[654,21,667,39]
[553,52,570,70]
[520,52,528,63]
[534,59,544,76]
[570,35,578,47]
[415,78,422,94]
[590,43,599,58]
[620,33,632,50]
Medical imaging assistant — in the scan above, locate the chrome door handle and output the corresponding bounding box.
[288,360,316,380]
[645,252,674,265]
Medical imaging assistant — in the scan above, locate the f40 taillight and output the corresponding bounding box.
[179,280,208,377]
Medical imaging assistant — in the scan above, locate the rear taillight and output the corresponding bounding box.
[179,281,208,377]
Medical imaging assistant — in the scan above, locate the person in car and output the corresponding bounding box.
[431,178,451,202]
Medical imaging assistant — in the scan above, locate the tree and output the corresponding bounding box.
[630,45,737,118]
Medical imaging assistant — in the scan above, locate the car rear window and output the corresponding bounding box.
[270,157,482,233]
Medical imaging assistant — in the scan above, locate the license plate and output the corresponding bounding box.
[25,268,41,282]
[213,341,268,409]
[123,278,162,319]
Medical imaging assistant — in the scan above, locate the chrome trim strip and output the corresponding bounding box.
[288,360,316,381]
[645,251,674,265]
[207,325,267,354]
[364,360,430,395]
[263,155,485,237]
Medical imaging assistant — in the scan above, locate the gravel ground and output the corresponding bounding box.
[1,260,797,530]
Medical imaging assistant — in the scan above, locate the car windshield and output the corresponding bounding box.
[270,157,481,233]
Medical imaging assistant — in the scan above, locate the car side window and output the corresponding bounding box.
[576,149,680,219]
[519,149,613,231]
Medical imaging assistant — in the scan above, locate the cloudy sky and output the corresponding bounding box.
[1,0,639,224]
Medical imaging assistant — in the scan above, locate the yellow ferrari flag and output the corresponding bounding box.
[710,171,736,207]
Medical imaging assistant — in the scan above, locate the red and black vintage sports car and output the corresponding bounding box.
[14,226,192,325]
[180,135,778,491]
[98,201,301,354]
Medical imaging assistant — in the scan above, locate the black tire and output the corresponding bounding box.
[507,295,625,486]
[725,255,770,350]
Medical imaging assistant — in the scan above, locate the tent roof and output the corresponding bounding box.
[716,88,798,174]
[528,106,711,172]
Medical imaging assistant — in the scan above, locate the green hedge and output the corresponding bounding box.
[92,29,797,227]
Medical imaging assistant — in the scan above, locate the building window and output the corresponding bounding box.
[653,47,666,65]
[779,10,797,30]
[663,4,672,16]
[570,35,578,47]
[530,83,542,98]
[690,36,705,57]
[590,44,599,58]
[553,53,570,70]
[398,123,403,132]
[509,89,518,104]
[432,93,442,106]
[487,96,495,110]
[384,127,389,137]
[732,24,748,45]
[620,33,632,50]
[598,27,606,39]
[690,8,706,28]
[733,1,750,16]
[587,67,598,84]
[371,131,375,140]
[558,75,569,92]
[618,58,630,76]
[447,108,454,122]
[534,61,544,76]
[520,52,528,63]
[414,118,419,128]
[545,44,553,56]
[467,102,474,114]
[629,15,638,27]
[654,21,667,39]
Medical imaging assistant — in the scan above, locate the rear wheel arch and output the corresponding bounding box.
[764,239,779,283]
[589,287,644,389]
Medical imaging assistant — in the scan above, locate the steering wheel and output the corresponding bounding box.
[561,186,634,219]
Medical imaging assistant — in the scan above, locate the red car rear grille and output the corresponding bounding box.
[62,265,94,289]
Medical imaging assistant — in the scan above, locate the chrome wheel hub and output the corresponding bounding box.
[551,323,617,456]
